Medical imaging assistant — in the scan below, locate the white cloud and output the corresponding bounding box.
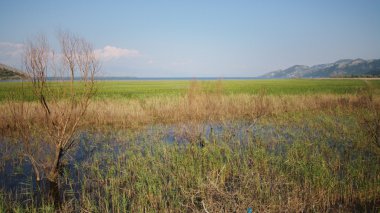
[95,45,141,61]
[0,42,24,57]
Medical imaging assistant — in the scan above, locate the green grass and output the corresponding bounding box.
[1,79,379,101]
[1,109,379,211]
[0,78,379,211]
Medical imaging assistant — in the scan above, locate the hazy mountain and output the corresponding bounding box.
[260,59,380,78]
[0,63,27,80]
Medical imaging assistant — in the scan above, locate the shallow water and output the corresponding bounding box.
[0,119,376,210]
[0,120,343,185]
[0,122,275,195]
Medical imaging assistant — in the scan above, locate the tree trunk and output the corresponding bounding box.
[376,119,380,148]
[49,147,63,182]
[24,154,41,181]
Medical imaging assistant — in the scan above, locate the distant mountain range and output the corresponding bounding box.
[0,63,27,80]
[2,58,380,80]
[259,59,380,78]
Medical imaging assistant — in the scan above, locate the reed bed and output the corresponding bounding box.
[1,92,378,132]
[1,109,379,212]
[0,81,379,212]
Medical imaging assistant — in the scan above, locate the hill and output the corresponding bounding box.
[0,63,28,80]
[259,59,380,78]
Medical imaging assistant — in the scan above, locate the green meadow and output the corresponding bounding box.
[0,79,379,101]
[96,79,377,99]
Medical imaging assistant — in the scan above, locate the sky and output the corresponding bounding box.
[1,0,380,77]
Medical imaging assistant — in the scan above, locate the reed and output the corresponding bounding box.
[0,80,379,212]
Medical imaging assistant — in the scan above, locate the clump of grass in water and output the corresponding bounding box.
[1,115,379,211]
[72,114,379,212]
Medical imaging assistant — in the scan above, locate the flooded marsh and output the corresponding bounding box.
[1,110,380,212]
[0,80,380,211]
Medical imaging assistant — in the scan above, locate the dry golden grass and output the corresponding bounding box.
[1,92,379,134]
[89,93,378,127]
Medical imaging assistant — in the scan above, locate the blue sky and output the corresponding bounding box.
[1,0,380,77]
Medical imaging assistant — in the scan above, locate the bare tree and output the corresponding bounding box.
[9,32,99,183]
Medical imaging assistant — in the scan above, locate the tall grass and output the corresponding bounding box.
[2,110,379,211]
[1,92,377,132]
[0,80,379,211]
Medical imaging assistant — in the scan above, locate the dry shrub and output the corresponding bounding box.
[2,32,99,183]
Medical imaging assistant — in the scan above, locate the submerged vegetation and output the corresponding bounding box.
[0,79,380,211]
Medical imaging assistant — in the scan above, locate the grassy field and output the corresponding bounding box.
[0,79,379,212]
[0,79,379,101]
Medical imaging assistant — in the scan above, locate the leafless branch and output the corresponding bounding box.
[15,31,99,182]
